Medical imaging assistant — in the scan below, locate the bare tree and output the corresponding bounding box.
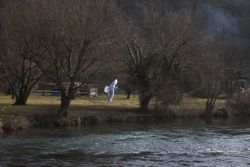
[125,39,158,111]
[26,0,113,116]
[193,39,225,115]
[0,1,42,105]
[116,2,198,111]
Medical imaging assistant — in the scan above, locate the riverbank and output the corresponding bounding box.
[0,95,228,135]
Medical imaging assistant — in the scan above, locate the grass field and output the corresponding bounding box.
[0,94,226,118]
[0,95,228,133]
[0,95,140,118]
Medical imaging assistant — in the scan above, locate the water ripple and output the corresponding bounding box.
[1,120,250,166]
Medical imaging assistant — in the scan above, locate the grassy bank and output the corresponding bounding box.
[0,95,226,135]
[0,95,139,119]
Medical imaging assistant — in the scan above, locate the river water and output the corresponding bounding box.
[0,118,250,167]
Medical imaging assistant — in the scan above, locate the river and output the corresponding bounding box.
[0,118,250,167]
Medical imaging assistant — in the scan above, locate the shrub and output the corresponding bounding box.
[3,116,31,131]
[156,81,183,110]
[226,89,250,115]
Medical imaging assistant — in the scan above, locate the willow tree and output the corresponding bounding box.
[116,2,198,111]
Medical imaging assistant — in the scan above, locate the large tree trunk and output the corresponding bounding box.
[58,95,71,117]
[15,95,28,105]
[204,94,217,124]
[205,93,218,115]
[139,91,152,112]
[57,83,76,117]
[14,89,30,105]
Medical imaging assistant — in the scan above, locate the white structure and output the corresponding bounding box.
[90,87,98,98]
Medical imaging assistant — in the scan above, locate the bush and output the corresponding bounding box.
[32,111,81,127]
[156,81,182,110]
[3,116,31,131]
[226,89,250,115]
